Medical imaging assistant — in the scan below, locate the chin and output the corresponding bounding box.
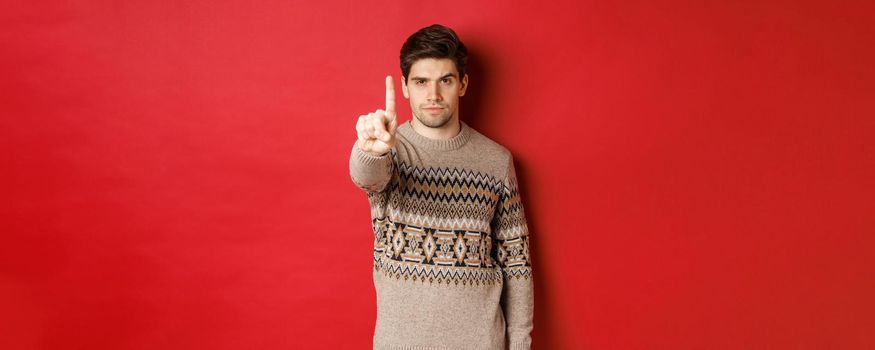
[417,113,453,128]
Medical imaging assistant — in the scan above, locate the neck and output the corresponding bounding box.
[411,116,461,140]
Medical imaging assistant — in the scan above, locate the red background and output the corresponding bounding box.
[2,1,873,349]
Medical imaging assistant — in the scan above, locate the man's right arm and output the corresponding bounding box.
[349,141,394,193]
[349,75,399,193]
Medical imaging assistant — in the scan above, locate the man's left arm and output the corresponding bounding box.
[491,154,534,350]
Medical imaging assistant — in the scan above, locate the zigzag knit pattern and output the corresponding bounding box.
[369,158,531,286]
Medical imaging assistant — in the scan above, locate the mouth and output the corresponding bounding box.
[422,106,444,113]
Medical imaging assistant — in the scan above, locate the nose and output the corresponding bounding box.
[426,82,442,102]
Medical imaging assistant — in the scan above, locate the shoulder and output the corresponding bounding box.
[471,129,512,158]
[465,125,514,174]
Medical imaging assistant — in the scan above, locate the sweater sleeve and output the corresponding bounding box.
[490,155,534,350]
[349,141,395,193]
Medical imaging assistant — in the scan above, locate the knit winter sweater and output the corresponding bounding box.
[349,120,534,350]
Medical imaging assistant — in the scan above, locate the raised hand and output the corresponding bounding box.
[356,75,399,157]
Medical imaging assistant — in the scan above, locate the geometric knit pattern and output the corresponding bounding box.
[369,157,532,286]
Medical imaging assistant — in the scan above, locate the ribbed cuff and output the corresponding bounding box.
[508,341,531,350]
[352,142,390,165]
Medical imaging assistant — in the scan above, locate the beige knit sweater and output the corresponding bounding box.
[349,120,534,350]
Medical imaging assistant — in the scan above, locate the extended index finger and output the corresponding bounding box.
[385,75,396,113]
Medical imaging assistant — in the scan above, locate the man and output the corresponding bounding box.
[349,24,533,350]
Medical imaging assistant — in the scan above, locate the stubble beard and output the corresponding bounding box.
[414,106,454,129]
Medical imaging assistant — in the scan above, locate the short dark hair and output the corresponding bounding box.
[400,24,468,83]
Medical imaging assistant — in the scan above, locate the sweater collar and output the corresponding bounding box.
[397,119,473,151]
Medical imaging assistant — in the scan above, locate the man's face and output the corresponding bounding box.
[402,58,468,129]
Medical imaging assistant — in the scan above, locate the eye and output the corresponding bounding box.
[441,78,450,84]
[416,80,425,85]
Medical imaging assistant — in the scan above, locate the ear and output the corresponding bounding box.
[402,77,410,99]
[459,74,469,97]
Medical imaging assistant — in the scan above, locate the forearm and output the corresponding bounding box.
[503,273,533,350]
[349,141,394,193]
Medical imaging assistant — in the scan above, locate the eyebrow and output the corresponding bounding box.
[410,73,457,81]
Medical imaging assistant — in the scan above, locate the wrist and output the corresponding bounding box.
[365,150,389,157]
[356,141,389,158]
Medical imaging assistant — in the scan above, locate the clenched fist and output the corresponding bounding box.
[356,75,399,157]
